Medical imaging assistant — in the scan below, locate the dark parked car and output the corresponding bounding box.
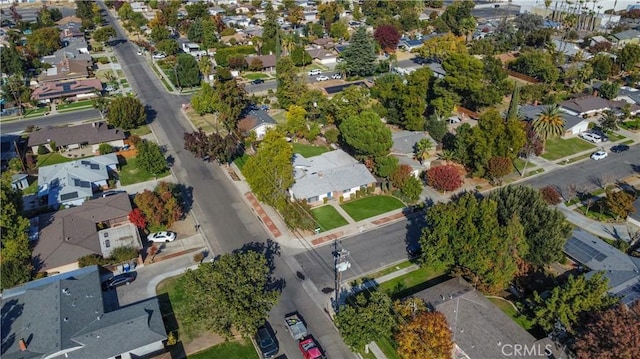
[102,272,136,291]
[256,324,279,359]
[251,79,265,85]
[611,144,630,153]
[589,130,608,142]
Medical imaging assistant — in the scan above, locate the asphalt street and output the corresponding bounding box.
[1,108,102,133]
[100,4,355,358]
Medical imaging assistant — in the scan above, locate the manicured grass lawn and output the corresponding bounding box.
[58,100,94,112]
[270,111,286,124]
[156,275,201,343]
[22,178,38,195]
[128,124,152,136]
[487,297,535,331]
[375,336,401,359]
[234,154,250,172]
[620,119,639,131]
[292,143,330,158]
[37,152,83,167]
[378,265,448,300]
[152,65,174,91]
[244,73,269,80]
[368,260,415,279]
[340,196,404,221]
[119,156,169,185]
[311,205,348,231]
[189,340,258,359]
[540,137,595,161]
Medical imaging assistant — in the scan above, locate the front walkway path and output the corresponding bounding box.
[329,201,356,224]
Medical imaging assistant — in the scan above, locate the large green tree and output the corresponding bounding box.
[335,291,396,351]
[211,71,248,132]
[328,85,372,125]
[342,27,377,77]
[180,251,281,338]
[370,73,405,125]
[419,192,528,293]
[27,27,61,56]
[489,185,572,267]
[175,54,200,88]
[92,26,116,46]
[532,272,617,333]
[243,130,294,210]
[401,67,432,130]
[276,56,307,109]
[509,50,559,83]
[339,111,392,159]
[617,43,640,71]
[438,53,502,110]
[107,96,146,130]
[1,173,32,289]
[136,140,167,176]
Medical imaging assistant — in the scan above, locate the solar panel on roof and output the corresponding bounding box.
[564,237,607,264]
[80,181,91,188]
[90,164,99,170]
[81,160,90,165]
[73,178,81,186]
[60,192,78,201]
[595,253,607,262]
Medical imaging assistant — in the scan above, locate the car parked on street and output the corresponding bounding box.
[147,231,177,243]
[308,69,322,76]
[255,324,279,359]
[102,272,136,291]
[316,75,329,81]
[331,73,342,79]
[580,132,602,143]
[152,52,166,59]
[299,335,325,359]
[590,150,608,160]
[611,144,629,153]
[251,78,265,85]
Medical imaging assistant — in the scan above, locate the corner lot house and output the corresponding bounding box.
[1,266,167,359]
[520,104,589,135]
[290,150,376,205]
[38,154,119,207]
[28,122,126,154]
[564,229,640,306]
[33,193,142,275]
[237,109,277,139]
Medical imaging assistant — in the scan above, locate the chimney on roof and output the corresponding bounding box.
[19,339,27,351]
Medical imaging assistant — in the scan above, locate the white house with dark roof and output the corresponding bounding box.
[564,229,640,306]
[611,29,640,45]
[559,96,640,117]
[237,109,278,139]
[519,104,589,135]
[38,154,118,208]
[1,266,166,359]
[391,131,433,176]
[290,150,376,204]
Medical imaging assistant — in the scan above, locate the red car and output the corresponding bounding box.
[299,336,326,359]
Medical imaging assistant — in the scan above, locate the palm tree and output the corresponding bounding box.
[414,138,433,164]
[532,104,565,151]
[335,61,347,78]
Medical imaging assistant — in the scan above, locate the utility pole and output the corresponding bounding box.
[333,240,351,313]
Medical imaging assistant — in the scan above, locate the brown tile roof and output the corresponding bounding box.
[221,32,249,44]
[244,54,277,69]
[33,193,132,271]
[31,78,102,101]
[28,122,126,147]
[313,38,334,47]
[306,48,336,60]
[38,59,89,83]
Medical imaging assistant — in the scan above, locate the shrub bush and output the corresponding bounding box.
[339,195,344,203]
[37,145,48,155]
[323,197,329,204]
[193,252,205,263]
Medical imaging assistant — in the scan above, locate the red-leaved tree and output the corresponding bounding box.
[426,164,463,192]
[390,164,413,189]
[540,186,562,205]
[575,301,640,359]
[487,156,512,184]
[374,24,401,52]
[128,208,147,229]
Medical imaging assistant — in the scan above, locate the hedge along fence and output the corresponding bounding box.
[506,70,540,84]
[213,45,256,67]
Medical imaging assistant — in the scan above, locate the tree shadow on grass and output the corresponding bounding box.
[156,292,186,359]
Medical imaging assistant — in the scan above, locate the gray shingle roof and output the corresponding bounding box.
[290,150,376,200]
[28,122,125,148]
[560,96,611,114]
[391,131,433,155]
[519,104,586,130]
[414,277,541,359]
[1,266,166,359]
[613,29,640,41]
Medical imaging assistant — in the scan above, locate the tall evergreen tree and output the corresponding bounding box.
[506,85,521,121]
[276,56,307,109]
[342,27,377,77]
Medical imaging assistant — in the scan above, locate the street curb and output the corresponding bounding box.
[146,263,200,298]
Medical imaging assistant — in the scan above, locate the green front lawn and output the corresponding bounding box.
[378,265,448,300]
[375,336,401,359]
[340,195,404,221]
[292,143,330,158]
[311,205,349,231]
[119,156,169,185]
[37,152,84,167]
[233,154,250,172]
[24,107,49,117]
[189,340,258,359]
[128,124,152,136]
[58,99,94,112]
[487,297,535,331]
[244,73,269,80]
[22,178,38,195]
[156,275,200,343]
[540,137,595,161]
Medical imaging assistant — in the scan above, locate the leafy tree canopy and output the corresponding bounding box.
[396,311,453,359]
[339,111,392,159]
[575,301,640,359]
[343,27,377,77]
[107,96,146,130]
[335,291,396,351]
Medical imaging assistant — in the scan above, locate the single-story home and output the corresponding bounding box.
[614,86,640,105]
[391,131,434,176]
[11,173,29,191]
[38,153,119,208]
[427,62,446,79]
[413,277,567,359]
[38,58,89,83]
[1,265,167,359]
[312,38,335,49]
[31,78,102,102]
[237,109,277,139]
[629,198,640,227]
[28,122,126,154]
[398,38,424,51]
[32,192,141,274]
[611,29,640,45]
[564,229,640,306]
[221,32,250,45]
[290,149,377,205]
[552,39,592,59]
[306,48,338,65]
[244,54,277,72]
[560,96,640,117]
[41,37,91,67]
[520,104,590,135]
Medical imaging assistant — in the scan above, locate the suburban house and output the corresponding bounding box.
[244,54,277,72]
[629,198,640,227]
[564,229,640,306]
[182,42,207,57]
[32,193,141,274]
[560,96,640,117]
[390,131,434,176]
[38,153,119,208]
[1,266,167,359]
[306,47,338,65]
[223,15,252,28]
[413,277,566,359]
[398,38,424,51]
[221,32,250,45]
[520,104,590,135]
[551,39,592,59]
[237,109,277,139]
[37,58,90,83]
[11,173,29,191]
[427,62,446,79]
[290,149,377,205]
[31,78,102,103]
[41,37,92,67]
[312,38,335,49]
[614,86,640,105]
[611,29,640,46]
[28,122,126,154]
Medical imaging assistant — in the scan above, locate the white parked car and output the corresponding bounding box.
[308,69,322,76]
[153,52,166,59]
[590,150,608,161]
[147,231,177,243]
[580,132,602,143]
[331,73,342,79]
[104,86,115,92]
[316,75,330,81]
